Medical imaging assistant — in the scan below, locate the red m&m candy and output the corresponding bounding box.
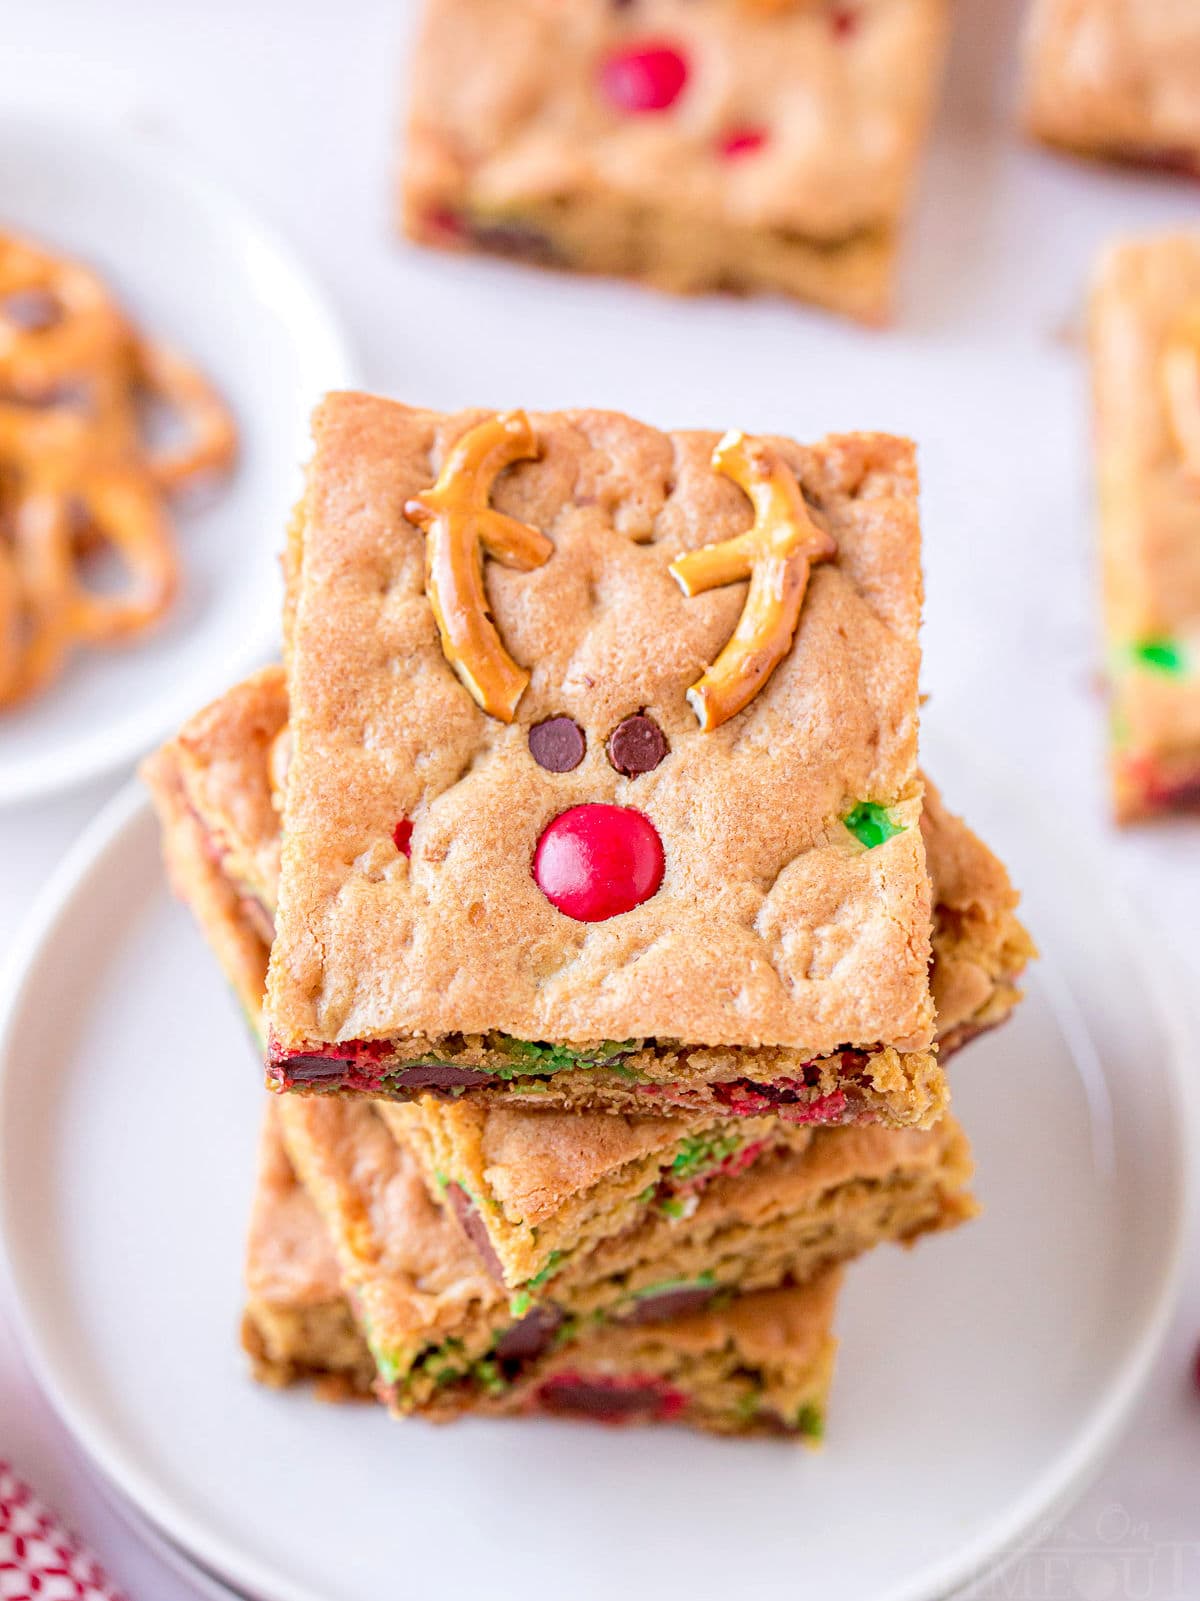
[533,804,664,921]
[718,126,768,160]
[599,43,689,114]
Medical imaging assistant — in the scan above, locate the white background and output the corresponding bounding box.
[1,1,1198,1596]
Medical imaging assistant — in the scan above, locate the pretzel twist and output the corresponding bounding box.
[0,236,128,398]
[135,338,239,492]
[0,233,236,710]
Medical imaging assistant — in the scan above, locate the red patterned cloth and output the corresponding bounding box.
[0,1462,128,1601]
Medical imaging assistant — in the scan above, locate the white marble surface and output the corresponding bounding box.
[0,1,1197,1597]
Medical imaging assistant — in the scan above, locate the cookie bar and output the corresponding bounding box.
[401,0,950,323]
[242,1103,377,1398]
[145,724,982,1323]
[160,662,286,951]
[268,396,941,1127]
[142,718,273,1039]
[923,777,1036,1050]
[275,1091,968,1418]
[245,1104,841,1435]
[1022,0,1200,175]
[1090,234,1200,820]
[381,1097,808,1291]
[493,1269,840,1435]
[379,1096,973,1307]
[146,664,1033,1109]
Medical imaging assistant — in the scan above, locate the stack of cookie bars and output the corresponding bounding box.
[145,394,1034,1439]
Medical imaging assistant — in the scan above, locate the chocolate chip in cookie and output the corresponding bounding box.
[607,713,667,775]
[529,715,586,772]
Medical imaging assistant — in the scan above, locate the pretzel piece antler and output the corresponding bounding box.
[1162,305,1200,484]
[669,430,835,731]
[405,410,551,722]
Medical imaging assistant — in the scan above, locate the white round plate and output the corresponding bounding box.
[95,1473,250,1601]
[0,729,1190,1601]
[0,113,357,806]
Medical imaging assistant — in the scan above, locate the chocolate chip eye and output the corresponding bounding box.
[529,716,586,772]
[607,713,668,776]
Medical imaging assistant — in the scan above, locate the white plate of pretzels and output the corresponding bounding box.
[0,113,357,805]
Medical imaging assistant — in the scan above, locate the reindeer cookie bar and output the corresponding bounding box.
[0,232,236,710]
[261,395,945,1127]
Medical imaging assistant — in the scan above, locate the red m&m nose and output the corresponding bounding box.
[599,43,689,114]
[533,804,664,922]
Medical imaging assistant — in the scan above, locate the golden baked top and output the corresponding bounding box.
[267,394,933,1058]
